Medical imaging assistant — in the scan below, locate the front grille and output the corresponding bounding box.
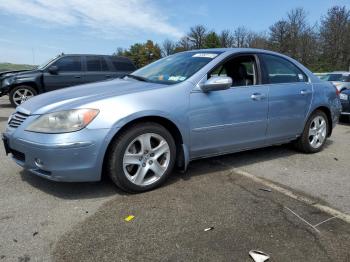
[8,112,29,128]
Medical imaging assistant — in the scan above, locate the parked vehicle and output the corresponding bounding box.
[314,72,329,80]
[0,54,136,107]
[320,71,350,92]
[2,48,342,193]
[340,89,350,121]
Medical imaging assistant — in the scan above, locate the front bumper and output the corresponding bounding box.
[3,127,112,182]
[341,100,350,115]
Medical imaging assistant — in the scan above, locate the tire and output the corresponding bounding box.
[294,110,329,153]
[9,85,37,107]
[107,122,176,193]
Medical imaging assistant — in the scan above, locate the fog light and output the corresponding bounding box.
[34,158,44,168]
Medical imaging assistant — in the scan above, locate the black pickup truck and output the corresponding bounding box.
[0,54,136,107]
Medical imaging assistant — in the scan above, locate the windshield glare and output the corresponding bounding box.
[129,51,222,85]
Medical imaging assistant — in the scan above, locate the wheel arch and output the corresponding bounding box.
[101,115,188,179]
[9,82,39,93]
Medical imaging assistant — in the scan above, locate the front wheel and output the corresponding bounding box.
[107,122,176,193]
[294,110,329,153]
[9,85,37,107]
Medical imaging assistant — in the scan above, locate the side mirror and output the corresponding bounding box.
[200,76,232,92]
[48,65,58,75]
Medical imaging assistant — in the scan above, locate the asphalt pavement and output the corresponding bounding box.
[0,96,349,261]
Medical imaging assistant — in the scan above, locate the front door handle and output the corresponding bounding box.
[251,93,266,101]
[300,90,311,95]
[105,75,111,78]
[74,75,81,79]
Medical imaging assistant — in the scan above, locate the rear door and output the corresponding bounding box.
[43,56,83,91]
[259,53,312,143]
[82,56,113,84]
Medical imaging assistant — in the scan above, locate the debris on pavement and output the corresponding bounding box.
[259,188,272,192]
[204,227,214,232]
[249,250,270,262]
[334,158,338,161]
[124,215,135,222]
[33,232,39,237]
[13,239,17,243]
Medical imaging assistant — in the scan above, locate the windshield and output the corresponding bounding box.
[323,73,349,82]
[127,51,222,85]
[37,56,60,69]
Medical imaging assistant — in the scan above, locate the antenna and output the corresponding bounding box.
[32,48,35,65]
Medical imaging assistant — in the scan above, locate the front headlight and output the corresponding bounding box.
[2,77,14,87]
[26,109,99,133]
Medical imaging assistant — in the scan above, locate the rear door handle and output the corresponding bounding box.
[105,75,111,78]
[74,75,81,79]
[251,93,266,101]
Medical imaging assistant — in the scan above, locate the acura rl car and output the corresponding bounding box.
[2,48,342,192]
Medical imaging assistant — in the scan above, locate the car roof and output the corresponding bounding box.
[186,47,285,55]
[59,54,132,61]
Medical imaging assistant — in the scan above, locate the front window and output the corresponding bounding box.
[53,56,82,72]
[127,51,222,85]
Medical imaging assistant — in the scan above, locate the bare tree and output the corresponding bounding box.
[188,25,207,49]
[247,32,269,49]
[320,6,350,71]
[269,20,290,53]
[233,26,249,47]
[175,36,193,52]
[161,39,175,57]
[219,30,234,47]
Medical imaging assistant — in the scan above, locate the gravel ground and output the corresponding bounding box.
[0,96,349,261]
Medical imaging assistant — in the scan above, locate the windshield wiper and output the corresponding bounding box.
[125,74,149,82]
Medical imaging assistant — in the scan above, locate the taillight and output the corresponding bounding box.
[333,85,340,96]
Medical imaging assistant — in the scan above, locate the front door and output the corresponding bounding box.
[43,56,83,91]
[189,54,269,158]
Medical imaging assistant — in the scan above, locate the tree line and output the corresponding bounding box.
[115,6,350,72]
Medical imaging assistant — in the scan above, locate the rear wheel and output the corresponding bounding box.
[107,122,176,193]
[294,110,329,153]
[9,85,37,107]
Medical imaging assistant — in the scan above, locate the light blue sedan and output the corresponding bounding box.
[2,49,342,192]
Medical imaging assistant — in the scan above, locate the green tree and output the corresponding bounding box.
[204,31,221,48]
[115,40,161,68]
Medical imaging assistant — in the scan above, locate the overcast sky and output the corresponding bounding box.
[0,0,349,64]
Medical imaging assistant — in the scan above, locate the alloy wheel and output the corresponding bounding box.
[308,115,327,149]
[12,88,34,106]
[122,133,171,186]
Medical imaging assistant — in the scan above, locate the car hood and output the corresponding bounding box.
[0,69,38,79]
[17,78,167,115]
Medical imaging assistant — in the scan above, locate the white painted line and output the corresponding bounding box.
[220,164,350,224]
[313,216,337,228]
[284,206,320,233]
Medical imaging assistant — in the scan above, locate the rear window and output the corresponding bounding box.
[261,54,307,84]
[112,59,136,72]
[86,56,110,71]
